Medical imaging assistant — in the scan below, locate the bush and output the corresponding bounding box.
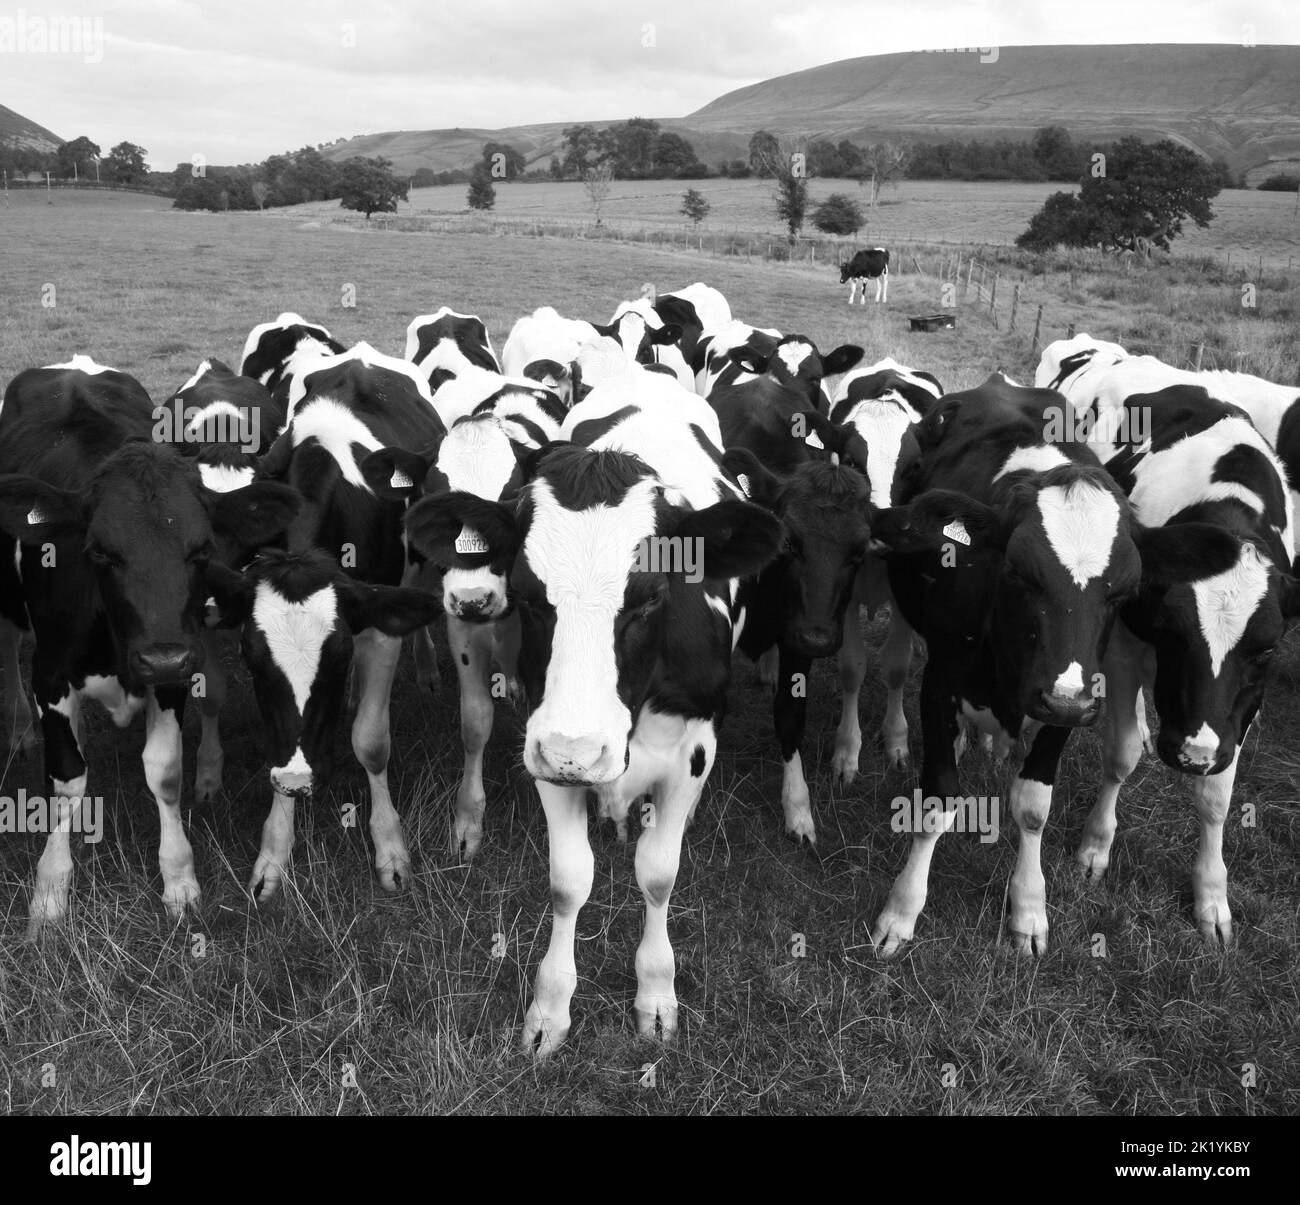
[1258,172,1299,192]
[811,193,865,235]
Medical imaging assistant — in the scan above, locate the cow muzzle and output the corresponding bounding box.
[446,584,502,622]
[1031,688,1100,727]
[130,642,201,687]
[528,733,627,786]
[1160,730,1230,776]
[790,623,841,658]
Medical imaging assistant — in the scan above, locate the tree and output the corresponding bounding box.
[337,156,407,218]
[412,167,438,188]
[654,131,702,178]
[561,124,602,178]
[1258,172,1300,192]
[752,135,808,243]
[548,155,563,180]
[251,180,269,211]
[811,193,865,235]
[749,130,779,178]
[467,164,496,210]
[1031,126,1082,181]
[57,136,100,180]
[481,141,526,181]
[680,188,710,228]
[584,163,613,226]
[1017,138,1222,253]
[860,140,910,206]
[106,141,148,185]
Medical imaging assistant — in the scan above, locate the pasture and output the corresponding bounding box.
[1,189,1298,1115]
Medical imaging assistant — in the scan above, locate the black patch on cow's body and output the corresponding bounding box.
[1275,398,1300,499]
[839,248,889,283]
[1212,443,1289,531]
[689,744,706,777]
[569,405,640,449]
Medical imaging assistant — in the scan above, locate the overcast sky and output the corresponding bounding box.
[4,0,1297,168]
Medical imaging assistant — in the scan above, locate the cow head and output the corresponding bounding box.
[728,335,865,408]
[0,442,301,690]
[508,444,779,785]
[207,548,441,798]
[239,312,346,397]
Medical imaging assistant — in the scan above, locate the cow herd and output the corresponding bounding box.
[0,282,1296,1057]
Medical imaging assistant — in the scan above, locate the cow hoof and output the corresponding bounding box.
[634,997,679,1041]
[870,912,915,960]
[885,744,910,770]
[1007,923,1048,957]
[451,818,483,862]
[521,1003,569,1060]
[1076,842,1110,882]
[195,772,222,803]
[162,879,202,920]
[1196,910,1233,950]
[831,744,860,786]
[784,819,817,848]
[375,853,411,893]
[248,855,286,904]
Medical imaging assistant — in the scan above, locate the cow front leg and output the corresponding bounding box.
[0,614,36,757]
[872,662,960,957]
[775,645,815,843]
[28,680,86,936]
[1007,723,1069,956]
[832,602,866,785]
[195,629,227,802]
[411,625,440,695]
[634,725,714,1041]
[146,686,199,918]
[879,605,914,766]
[448,615,494,859]
[351,628,409,891]
[250,790,296,902]
[1191,746,1240,947]
[522,780,593,1058]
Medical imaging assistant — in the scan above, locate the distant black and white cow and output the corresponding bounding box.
[867,374,1239,957]
[1070,382,1298,944]
[503,421,780,1055]
[228,343,446,900]
[160,357,288,801]
[404,306,501,392]
[839,248,890,304]
[707,337,873,842]
[0,357,300,932]
[240,311,347,403]
[500,306,682,405]
[826,358,944,779]
[364,382,566,858]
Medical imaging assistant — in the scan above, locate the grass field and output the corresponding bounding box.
[1,189,1298,1115]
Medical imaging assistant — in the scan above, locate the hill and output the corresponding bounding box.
[0,102,63,152]
[311,44,1300,180]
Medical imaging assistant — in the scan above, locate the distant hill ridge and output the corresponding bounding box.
[0,102,63,152]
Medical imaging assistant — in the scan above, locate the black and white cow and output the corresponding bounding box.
[364,382,566,858]
[1033,333,1129,398]
[230,343,446,900]
[1070,382,1298,944]
[503,421,780,1055]
[707,339,874,842]
[608,282,734,392]
[839,248,890,304]
[500,306,682,405]
[694,320,783,397]
[160,357,288,801]
[240,311,347,403]
[826,359,944,779]
[405,306,501,392]
[0,356,300,931]
[867,373,1240,957]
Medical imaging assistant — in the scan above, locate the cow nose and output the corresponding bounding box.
[793,626,840,657]
[1034,689,1100,727]
[270,767,313,798]
[448,586,497,620]
[1174,733,1220,773]
[131,643,200,685]
[534,734,611,783]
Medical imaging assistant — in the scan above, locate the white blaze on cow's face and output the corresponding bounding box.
[521,476,661,784]
[1191,541,1271,677]
[846,398,922,507]
[435,418,518,619]
[1037,481,1121,589]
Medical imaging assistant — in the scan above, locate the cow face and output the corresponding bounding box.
[1127,539,1300,774]
[208,550,441,798]
[728,336,865,408]
[734,450,873,657]
[240,313,346,396]
[510,445,779,785]
[0,443,301,690]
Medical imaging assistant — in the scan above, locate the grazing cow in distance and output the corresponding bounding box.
[1073,382,1298,945]
[240,312,347,403]
[405,306,501,392]
[503,438,780,1056]
[827,358,943,779]
[839,248,889,304]
[0,357,301,932]
[867,373,1240,957]
[500,305,682,405]
[236,343,446,901]
[364,381,566,858]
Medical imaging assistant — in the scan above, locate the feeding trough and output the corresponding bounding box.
[908,313,956,332]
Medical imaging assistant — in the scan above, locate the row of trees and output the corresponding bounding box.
[554,118,706,180]
[1,135,150,185]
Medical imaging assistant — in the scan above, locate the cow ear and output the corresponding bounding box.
[518,439,578,484]
[209,481,302,548]
[428,366,456,393]
[798,410,841,453]
[405,492,516,564]
[870,488,1004,554]
[1134,523,1242,587]
[727,346,769,376]
[337,581,443,636]
[649,322,683,346]
[257,428,294,479]
[0,476,86,542]
[721,447,781,506]
[672,499,782,579]
[821,344,865,376]
[203,561,255,627]
[361,447,430,501]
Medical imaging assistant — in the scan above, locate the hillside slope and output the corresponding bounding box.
[0,102,63,152]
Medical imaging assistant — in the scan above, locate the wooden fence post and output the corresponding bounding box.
[989,276,999,328]
[1194,342,1204,371]
[1030,303,1044,353]
[1066,322,1075,340]
[1009,283,1021,332]
[966,257,975,299]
